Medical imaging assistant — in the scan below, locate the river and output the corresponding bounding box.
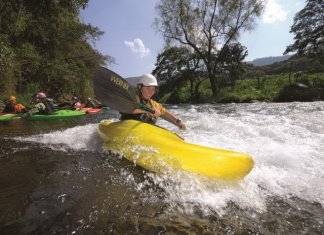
[0,102,323,235]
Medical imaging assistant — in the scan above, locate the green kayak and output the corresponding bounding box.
[28,110,86,120]
[0,113,18,121]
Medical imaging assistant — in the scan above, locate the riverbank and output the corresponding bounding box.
[1,73,323,111]
[158,72,324,104]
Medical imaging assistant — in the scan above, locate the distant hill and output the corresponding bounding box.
[248,55,293,66]
[244,55,324,76]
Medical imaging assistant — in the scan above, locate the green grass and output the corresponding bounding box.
[159,73,324,103]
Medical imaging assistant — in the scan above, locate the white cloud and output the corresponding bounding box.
[124,38,150,58]
[262,0,289,24]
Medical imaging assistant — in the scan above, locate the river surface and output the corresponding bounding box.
[0,102,323,235]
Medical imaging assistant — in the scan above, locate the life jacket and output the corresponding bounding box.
[120,98,166,125]
[71,101,82,110]
[84,100,95,108]
[2,103,26,113]
[42,99,55,114]
[14,103,27,113]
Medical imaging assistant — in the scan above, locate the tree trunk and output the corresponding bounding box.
[189,77,194,97]
[208,74,218,98]
[194,79,204,100]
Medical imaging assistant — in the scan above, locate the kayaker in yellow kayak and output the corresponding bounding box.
[120,74,186,130]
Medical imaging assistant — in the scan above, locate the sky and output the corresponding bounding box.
[81,0,306,78]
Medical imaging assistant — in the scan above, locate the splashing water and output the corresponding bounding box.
[12,102,324,219]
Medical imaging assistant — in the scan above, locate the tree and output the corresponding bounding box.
[153,47,190,82]
[154,0,264,97]
[0,0,111,99]
[0,35,16,96]
[153,46,207,101]
[285,0,324,62]
[217,43,248,87]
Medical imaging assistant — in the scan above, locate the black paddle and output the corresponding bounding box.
[92,67,155,114]
[93,66,185,139]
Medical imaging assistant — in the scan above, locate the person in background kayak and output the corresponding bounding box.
[2,96,28,113]
[29,92,56,115]
[71,96,82,110]
[84,97,102,108]
[120,74,186,130]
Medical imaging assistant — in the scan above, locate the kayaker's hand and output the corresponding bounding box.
[177,121,186,130]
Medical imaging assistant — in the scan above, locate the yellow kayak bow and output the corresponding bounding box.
[98,119,254,181]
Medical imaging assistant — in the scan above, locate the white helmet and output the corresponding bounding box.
[138,74,158,86]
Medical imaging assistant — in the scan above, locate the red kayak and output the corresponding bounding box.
[82,108,102,114]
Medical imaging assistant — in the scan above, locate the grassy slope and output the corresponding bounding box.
[159,73,324,103]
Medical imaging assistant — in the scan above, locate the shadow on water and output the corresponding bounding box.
[0,106,323,234]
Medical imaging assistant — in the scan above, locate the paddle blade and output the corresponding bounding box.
[93,67,139,113]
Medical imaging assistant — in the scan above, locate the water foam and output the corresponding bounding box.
[13,123,100,152]
[147,102,324,214]
[11,102,324,215]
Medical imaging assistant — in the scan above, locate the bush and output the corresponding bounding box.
[157,72,324,103]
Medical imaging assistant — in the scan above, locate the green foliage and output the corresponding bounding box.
[153,46,207,101]
[0,35,14,71]
[0,35,16,97]
[285,0,324,61]
[153,47,191,81]
[158,72,324,103]
[0,0,108,102]
[157,78,192,103]
[154,0,264,97]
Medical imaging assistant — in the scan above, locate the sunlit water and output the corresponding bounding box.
[0,102,323,234]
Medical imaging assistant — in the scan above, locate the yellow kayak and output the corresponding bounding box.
[98,119,254,180]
